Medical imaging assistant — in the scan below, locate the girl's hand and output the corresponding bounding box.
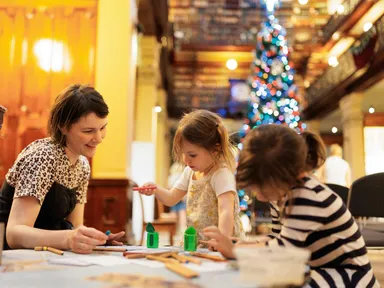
[137,182,158,196]
[106,231,125,246]
[68,226,108,254]
[203,226,236,259]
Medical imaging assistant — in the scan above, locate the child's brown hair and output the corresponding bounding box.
[236,124,307,195]
[172,109,236,172]
[301,131,326,172]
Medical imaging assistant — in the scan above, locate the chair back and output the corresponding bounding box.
[348,173,384,217]
[325,183,349,204]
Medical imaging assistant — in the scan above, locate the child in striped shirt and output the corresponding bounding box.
[204,125,378,288]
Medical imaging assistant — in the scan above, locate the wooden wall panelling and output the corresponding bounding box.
[364,113,384,127]
[0,5,97,184]
[320,133,343,147]
[85,179,129,235]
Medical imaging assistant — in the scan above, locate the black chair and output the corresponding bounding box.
[348,173,384,246]
[325,183,349,204]
[348,173,384,217]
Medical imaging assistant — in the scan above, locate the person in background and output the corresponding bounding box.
[0,85,124,253]
[204,124,378,287]
[321,143,352,187]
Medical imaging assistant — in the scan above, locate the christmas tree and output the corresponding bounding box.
[237,0,305,219]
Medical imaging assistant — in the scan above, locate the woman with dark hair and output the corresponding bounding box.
[0,85,124,253]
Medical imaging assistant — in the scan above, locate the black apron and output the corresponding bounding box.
[0,181,77,249]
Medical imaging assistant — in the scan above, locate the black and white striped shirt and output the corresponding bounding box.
[264,177,378,287]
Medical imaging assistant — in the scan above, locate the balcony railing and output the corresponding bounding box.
[305,15,384,106]
[322,0,363,43]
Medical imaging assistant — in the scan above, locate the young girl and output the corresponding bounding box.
[204,125,378,287]
[139,109,242,241]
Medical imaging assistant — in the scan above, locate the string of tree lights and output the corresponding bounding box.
[237,0,305,218]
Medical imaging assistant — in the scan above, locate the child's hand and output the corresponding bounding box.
[203,226,236,259]
[106,231,125,246]
[134,182,157,196]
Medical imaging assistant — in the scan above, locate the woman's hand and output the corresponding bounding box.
[203,226,236,259]
[106,231,125,246]
[137,182,158,196]
[67,226,108,254]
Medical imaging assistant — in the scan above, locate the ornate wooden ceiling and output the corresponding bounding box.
[138,0,380,119]
[169,0,330,87]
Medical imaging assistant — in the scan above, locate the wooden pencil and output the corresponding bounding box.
[123,251,173,259]
[93,247,127,252]
[124,253,148,259]
[165,262,199,278]
[34,246,64,256]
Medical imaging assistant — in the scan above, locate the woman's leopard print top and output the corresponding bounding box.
[6,138,90,205]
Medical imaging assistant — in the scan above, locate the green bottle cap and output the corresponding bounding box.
[184,226,197,251]
[146,222,155,233]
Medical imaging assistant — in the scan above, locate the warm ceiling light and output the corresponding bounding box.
[298,0,308,5]
[293,7,301,14]
[154,105,162,113]
[328,56,339,67]
[332,127,338,134]
[336,5,345,14]
[369,106,375,114]
[174,31,184,39]
[332,32,340,40]
[226,59,238,70]
[363,22,373,32]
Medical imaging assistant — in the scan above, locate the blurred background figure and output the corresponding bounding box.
[321,144,352,187]
[0,105,6,131]
[167,162,186,234]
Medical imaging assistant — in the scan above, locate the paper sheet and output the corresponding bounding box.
[49,255,129,267]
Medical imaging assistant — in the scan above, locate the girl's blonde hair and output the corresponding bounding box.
[172,110,236,172]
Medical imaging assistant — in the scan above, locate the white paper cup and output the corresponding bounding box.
[234,246,310,287]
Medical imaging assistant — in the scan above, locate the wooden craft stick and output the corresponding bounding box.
[165,262,199,279]
[34,246,64,256]
[146,255,179,264]
[170,253,188,263]
[93,247,127,252]
[189,252,227,262]
[173,254,202,265]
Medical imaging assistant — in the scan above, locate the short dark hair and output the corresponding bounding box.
[236,124,307,191]
[47,84,109,146]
